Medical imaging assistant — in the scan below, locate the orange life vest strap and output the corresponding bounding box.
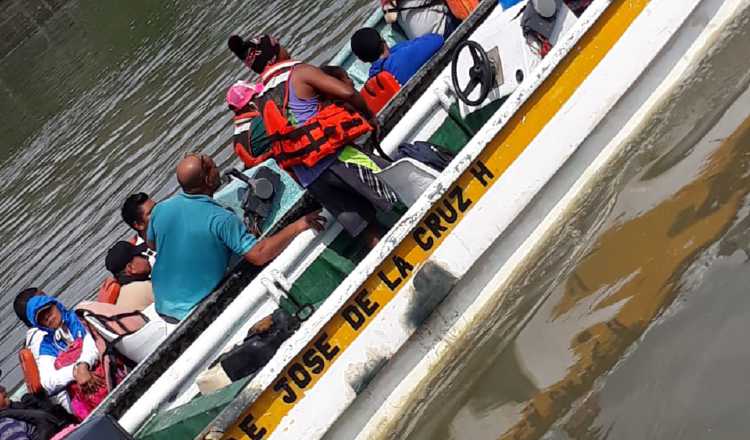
[268,104,371,169]
[252,62,373,169]
[445,0,478,20]
[230,62,298,169]
[97,277,121,305]
[361,71,401,115]
[233,110,274,168]
[19,348,42,395]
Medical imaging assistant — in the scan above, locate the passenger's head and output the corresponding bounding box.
[320,65,354,89]
[106,241,151,281]
[0,385,9,410]
[14,287,43,327]
[176,153,221,196]
[351,28,386,63]
[122,192,155,238]
[27,296,64,330]
[226,81,264,114]
[227,34,290,74]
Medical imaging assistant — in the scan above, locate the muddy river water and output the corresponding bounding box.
[1,2,750,439]
[406,69,750,440]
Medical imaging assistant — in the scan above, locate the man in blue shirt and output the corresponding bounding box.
[350,27,444,86]
[148,153,325,321]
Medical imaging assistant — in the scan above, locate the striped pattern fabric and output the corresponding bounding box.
[0,417,31,440]
[345,162,399,204]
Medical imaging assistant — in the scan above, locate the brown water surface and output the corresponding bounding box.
[407,87,750,440]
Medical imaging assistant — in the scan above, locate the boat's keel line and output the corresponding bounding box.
[221,1,649,438]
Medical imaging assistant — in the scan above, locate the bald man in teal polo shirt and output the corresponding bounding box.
[148,153,325,321]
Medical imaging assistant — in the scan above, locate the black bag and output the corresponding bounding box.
[396,141,455,172]
[52,415,133,440]
[218,309,300,381]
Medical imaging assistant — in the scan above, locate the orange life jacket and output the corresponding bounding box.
[361,71,401,115]
[445,0,478,20]
[97,277,121,304]
[240,61,372,170]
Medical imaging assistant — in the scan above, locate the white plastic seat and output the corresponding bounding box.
[82,311,169,364]
[376,158,440,206]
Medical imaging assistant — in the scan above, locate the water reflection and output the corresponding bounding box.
[507,115,750,439]
[409,96,750,440]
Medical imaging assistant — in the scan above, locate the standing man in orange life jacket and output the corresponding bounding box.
[227,34,399,248]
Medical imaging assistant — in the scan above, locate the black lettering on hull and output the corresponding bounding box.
[315,333,340,360]
[274,377,296,404]
[378,269,402,291]
[288,363,312,389]
[413,226,434,251]
[449,186,472,212]
[237,412,267,440]
[469,160,495,187]
[342,304,366,330]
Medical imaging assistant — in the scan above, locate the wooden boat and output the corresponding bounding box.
[39,0,749,438]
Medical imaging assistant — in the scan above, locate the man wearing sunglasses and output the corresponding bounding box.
[146,153,326,322]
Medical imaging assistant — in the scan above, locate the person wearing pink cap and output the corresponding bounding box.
[226,81,270,168]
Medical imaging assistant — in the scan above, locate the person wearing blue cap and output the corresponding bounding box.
[24,293,101,417]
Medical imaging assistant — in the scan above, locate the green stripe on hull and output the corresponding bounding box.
[137,377,253,440]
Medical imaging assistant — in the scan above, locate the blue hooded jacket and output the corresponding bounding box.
[25,296,88,358]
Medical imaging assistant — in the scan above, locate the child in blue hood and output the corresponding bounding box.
[25,295,101,416]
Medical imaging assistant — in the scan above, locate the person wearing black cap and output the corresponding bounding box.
[105,241,154,311]
[226,34,399,249]
[227,34,290,75]
[350,26,443,86]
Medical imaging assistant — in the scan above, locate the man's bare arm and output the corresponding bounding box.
[296,64,375,120]
[244,211,326,266]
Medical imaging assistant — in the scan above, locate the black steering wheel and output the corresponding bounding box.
[451,40,494,107]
